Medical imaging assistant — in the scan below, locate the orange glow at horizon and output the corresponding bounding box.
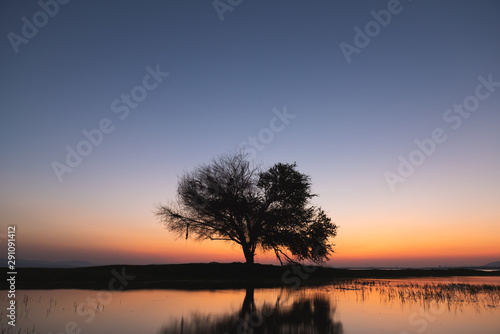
[10,189,500,267]
[16,222,500,267]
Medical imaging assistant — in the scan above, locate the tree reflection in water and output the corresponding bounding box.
[160,288,343,334]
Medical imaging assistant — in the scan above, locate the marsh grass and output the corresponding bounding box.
[332,280,500,312]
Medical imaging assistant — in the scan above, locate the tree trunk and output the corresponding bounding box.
[242,244,255,264]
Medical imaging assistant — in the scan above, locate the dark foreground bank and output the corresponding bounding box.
[2,263,499,290]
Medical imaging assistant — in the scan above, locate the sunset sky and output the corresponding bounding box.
[1,1,499,268]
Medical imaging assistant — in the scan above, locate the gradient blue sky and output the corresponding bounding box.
[1,1,499,267]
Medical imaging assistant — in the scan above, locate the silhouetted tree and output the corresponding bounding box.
[156,152,337,265]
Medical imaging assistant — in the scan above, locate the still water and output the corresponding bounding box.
[2,277,499,334]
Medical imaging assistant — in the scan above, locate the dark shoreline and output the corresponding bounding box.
[3,263,499,290]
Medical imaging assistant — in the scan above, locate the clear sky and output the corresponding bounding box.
[1,0,499,267]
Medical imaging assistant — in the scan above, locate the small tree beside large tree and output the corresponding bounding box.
[155,152,337,265]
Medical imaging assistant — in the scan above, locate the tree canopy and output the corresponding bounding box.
[156,152,337,265]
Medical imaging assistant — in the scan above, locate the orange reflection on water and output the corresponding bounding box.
[7,277,500,334]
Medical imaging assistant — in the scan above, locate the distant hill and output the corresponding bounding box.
[4,259,499,269]
[1,258,95,268]
[485,261,500,267]
[4,263,500,290]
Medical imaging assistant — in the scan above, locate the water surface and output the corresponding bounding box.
[2,277,499,334]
